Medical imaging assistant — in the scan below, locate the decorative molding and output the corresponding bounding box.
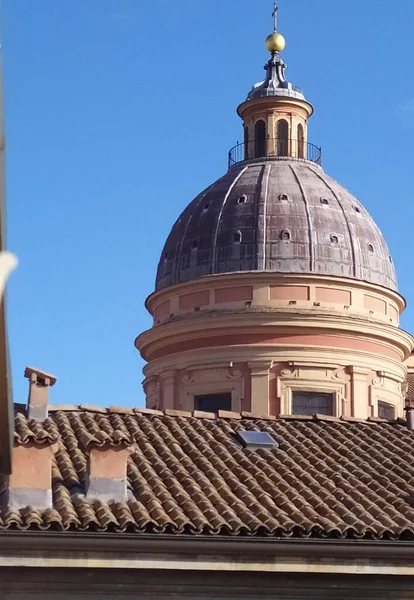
[277,364,348,417]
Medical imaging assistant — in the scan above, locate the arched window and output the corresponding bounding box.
[244,126,249,160]
[254,120,266,158]
[297,123,304,159]
[277,119,289,157]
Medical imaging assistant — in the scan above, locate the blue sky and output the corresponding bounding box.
[3,0,414,407]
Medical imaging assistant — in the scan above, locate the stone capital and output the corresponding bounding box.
[248,361,273,376]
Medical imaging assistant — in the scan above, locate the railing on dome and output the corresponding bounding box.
[228,138,322,169]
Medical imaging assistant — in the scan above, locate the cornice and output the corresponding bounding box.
[136,310,414,361]
[143,344,407,380]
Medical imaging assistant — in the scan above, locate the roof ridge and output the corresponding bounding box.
[37,404,407,426]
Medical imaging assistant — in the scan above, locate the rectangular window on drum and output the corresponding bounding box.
[194,393,232,414]
[378,401,395,420]
[292,391,334,416]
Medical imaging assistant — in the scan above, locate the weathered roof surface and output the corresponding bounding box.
[156,158,397,291]
[3,407,414,539]
[407,372,414,403]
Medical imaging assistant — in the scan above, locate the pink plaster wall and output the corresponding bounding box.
[238,362,251,413]
[154,299,171,320]
[315,287,351,305]
[364,294,387,314]
[214,286,253,304]
[269,369,280,416]
[270,285,309,301]
[179,290,210,311]
[149,333,401,361]
[389,305,399,321]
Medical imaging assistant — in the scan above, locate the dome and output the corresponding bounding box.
[156,158,397,291]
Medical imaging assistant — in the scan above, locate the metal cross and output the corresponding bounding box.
[272,2,278,32]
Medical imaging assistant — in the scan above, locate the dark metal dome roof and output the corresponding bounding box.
[156,158,396,291]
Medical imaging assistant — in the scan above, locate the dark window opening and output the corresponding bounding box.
[330,234,339,244]
[368,243,374,253]
[378,401,395,420]
[194,393,232,414]
[354,206,361,213]
[277,119,289,157]
[254,120,266,158]
[244,126,249,160]
[233,231,242,243]
[280,229,291,241]
[320,198,329,205]
[191,240,198,251]
[292,391,334,416]
[279,193,289,202]
[297,123,304,159]
[237,195,247,204]
[202,203,210,212]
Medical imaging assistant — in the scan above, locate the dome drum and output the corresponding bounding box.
[146,272,403,331]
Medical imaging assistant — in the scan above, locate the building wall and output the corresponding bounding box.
[1,569,414,599]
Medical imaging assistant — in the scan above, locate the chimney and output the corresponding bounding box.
[86,445,131,502]
[24,366,57,420]
[8,442,55,510]
[406,405,414,431]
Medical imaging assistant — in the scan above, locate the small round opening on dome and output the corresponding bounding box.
[330,234,339,245]
[389,255,393,263]
[354,206,361,213]
[279,193,289,202]
[320,198,329,205]
[368,244,374,253]
[202,203,210,212]
[237,194,247,204]
[233,231,242,244]
[280,229,291,242]
[191,240,198,251]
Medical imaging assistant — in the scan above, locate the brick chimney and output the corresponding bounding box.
[8,443,55,510]
[86,445,131,502]
[24,367,57,420]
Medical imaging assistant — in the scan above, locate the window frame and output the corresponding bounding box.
[378,400,396,420]
[277,369,345,417]
[254,120,267,158]
[277,118,289,157]
[292,390,335,416]
[297,123,305,159]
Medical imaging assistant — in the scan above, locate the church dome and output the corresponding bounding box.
[156,157,396,291]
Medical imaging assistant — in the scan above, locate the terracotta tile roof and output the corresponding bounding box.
[3,407,414,540]
[407,372,414,403]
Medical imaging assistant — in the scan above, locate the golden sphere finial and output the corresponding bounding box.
[265,32,286,53]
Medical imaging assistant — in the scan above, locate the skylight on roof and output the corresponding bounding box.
[235,430,278,450]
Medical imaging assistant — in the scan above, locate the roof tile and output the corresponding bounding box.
[3,409,414,540]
